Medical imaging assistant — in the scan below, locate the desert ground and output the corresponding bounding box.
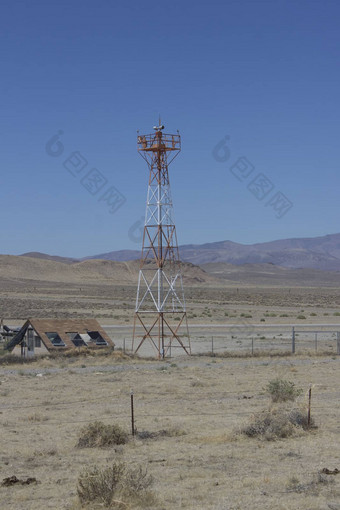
[1,255,340,508]
[0,353,340,509]
[1,256,340,328]
[2,256,340,356]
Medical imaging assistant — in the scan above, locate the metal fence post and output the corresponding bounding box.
[211,336,214,355]
[251,337,254,356]
[292,327,295,354]
[315,332,317,352]
[307,386,312,428]
[337,332,340,355]
[130,390,135,436]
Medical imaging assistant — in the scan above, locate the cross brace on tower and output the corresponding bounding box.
[132,122,190,359]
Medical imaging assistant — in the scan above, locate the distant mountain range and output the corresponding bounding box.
[0,256,215,287]
[3,255,340,289]
[20,233,340,271]
[21,252,79,265]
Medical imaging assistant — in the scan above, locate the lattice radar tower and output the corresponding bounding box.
[132,122,190,359]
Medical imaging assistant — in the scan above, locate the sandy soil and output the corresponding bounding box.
[2,267,340,357]
[2,281,340,324]
[1,255,340,328]
[1,257,340,508]
[0,354,339,509]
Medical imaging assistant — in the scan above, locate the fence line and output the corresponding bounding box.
[4,383,340,413]
[2,402,336,427]
[104,324,340,357]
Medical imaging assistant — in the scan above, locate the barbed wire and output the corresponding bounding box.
[1,394,338,417]
[1,404,337,428]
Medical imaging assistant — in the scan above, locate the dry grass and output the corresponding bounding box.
[0,354,339,509]
[241,406,316,440]
[286,470,336,495]
[26,413,48,422]
[77,462,154,508]
[0,349,133,366]
[77,421,128,448]
[2,259,340,509]
[137,426,186,440]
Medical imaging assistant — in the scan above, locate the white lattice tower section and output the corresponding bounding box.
[132,123,190,359]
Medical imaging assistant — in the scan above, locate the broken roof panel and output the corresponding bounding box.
[5,318,114,351]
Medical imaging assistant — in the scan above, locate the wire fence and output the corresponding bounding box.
[1,386,337,424]
[1,385,338,429]
[1,324,340,358]
[1,327,339,430]
[103,324,340,357]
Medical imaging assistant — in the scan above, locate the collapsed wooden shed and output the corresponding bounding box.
[5,318,114,357]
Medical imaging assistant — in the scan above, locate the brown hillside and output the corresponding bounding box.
[0,255,220,287]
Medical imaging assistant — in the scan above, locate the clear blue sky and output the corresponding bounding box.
[1,0,339,257]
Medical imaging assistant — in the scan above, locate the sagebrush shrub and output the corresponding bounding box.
[77,421,128,448]
[77,462,125,506]
[265,378,303,402]
[77,462,154,508]
[242,410,294,440]
[242,407,316,440]
[119,465,153,496]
